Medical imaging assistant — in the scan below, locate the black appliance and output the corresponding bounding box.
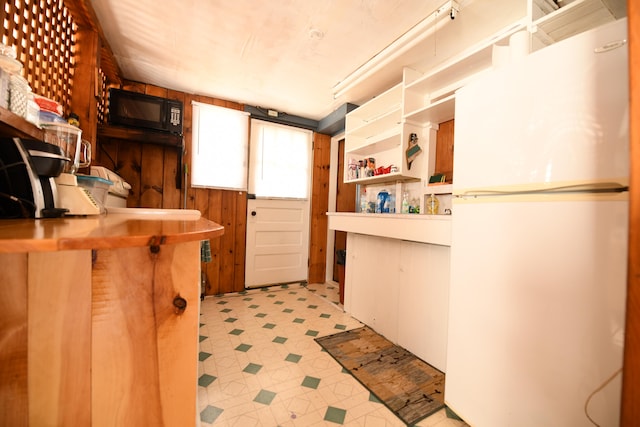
[108,88,183,136]
[0,137,68,218]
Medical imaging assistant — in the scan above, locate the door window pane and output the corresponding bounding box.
[249,120,312,199]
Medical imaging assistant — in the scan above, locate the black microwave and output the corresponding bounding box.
[108,89,183,135]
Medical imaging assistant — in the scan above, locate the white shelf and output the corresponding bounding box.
[346,126,401,156]
[346,106,401,139]
[346,83,402,129]
[403,20,526,94]
[401,20,526,125]
[424,183,453,195]
[531,0,619,45]
[404,94,455,126]
[344,171,420,185]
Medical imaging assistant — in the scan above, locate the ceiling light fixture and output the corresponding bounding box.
[332,0,460,100]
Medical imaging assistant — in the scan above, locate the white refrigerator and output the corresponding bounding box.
[445,18,628,427]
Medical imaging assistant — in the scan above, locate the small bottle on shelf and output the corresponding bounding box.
[376,189,389,213]
[426,194,439,215]
[360,188,368,213]
[387,191,396,213]
[401,191,410,214]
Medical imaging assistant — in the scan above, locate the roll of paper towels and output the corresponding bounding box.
[492,44,510,68]
[509,31,530,61]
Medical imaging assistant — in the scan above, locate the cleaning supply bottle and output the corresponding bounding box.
[387,191,396,213]
[401,191,410,214]
[376,189,389,213]
[426,194,439,215]
[360,188,368,213]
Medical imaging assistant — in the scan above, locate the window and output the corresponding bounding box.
[191,102,249,190]
[248,120,312,199]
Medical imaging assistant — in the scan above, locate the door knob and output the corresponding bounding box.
[251,211,257,216]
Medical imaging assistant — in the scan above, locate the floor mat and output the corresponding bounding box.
[315,326,445,426]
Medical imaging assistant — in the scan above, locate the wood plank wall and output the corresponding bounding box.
[96,81,330,294]
[435,120,454,183]
[309,132,331,284]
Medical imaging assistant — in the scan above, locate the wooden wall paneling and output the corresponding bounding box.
[140,144,166,208]
[143,84,168,98]
[435,119,455,182]
[219,190,238,293]
[334,138,356,281]
[164,89,186,208]
[121,81,146,93]
[140,144,165,208]
[139,82,172,208]
[71,28,99,154]
[193,188,210,219]
[204,190,223,294]
[192,187,210,295]
[162,147,181,209]
[182,94,197,210]
[308,132,331,284]
[117,141,143,207]
[622,0,639,423]
[233,190,247,291]
[0,253,28,427]
[95,138,120,173]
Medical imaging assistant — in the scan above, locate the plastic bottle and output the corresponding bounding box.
[387,192,396,213]
[426,194,439,215]
[401,191,410,214]
[376,189,389,213]
[360,188,368,213]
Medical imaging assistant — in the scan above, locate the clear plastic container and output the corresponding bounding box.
[0,44,22,74]
[9,74,30,118]
[75,174,113,213]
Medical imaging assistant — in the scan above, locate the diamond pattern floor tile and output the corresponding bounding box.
[198,283,468,427]
[254,389,276,405]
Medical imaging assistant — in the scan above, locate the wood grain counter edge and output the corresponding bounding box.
[0,216,224,253]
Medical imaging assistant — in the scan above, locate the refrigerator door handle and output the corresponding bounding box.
[594,39,627,53]
[456,182,629,198]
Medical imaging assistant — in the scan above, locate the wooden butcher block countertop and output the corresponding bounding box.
[0,214,224,253]
[0,212,224,427]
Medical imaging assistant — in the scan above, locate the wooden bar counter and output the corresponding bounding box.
[0,214,224,427]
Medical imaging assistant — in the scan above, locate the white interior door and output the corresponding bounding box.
[245,120,312,288]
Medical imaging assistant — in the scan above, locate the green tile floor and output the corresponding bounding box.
[198,282,469,426]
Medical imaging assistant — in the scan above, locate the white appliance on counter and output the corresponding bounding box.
[446,18,628,427]
[90,166,131,207]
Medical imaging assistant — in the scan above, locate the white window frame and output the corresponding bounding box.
[191,101,250,190]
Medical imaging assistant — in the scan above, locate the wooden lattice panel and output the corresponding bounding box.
[1,0,77,116]
[97,66,107,123]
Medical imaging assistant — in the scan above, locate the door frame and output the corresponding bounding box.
[244,119,314,288]
[325,132,345,282]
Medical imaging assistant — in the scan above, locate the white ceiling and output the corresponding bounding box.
[90,0,458,121]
